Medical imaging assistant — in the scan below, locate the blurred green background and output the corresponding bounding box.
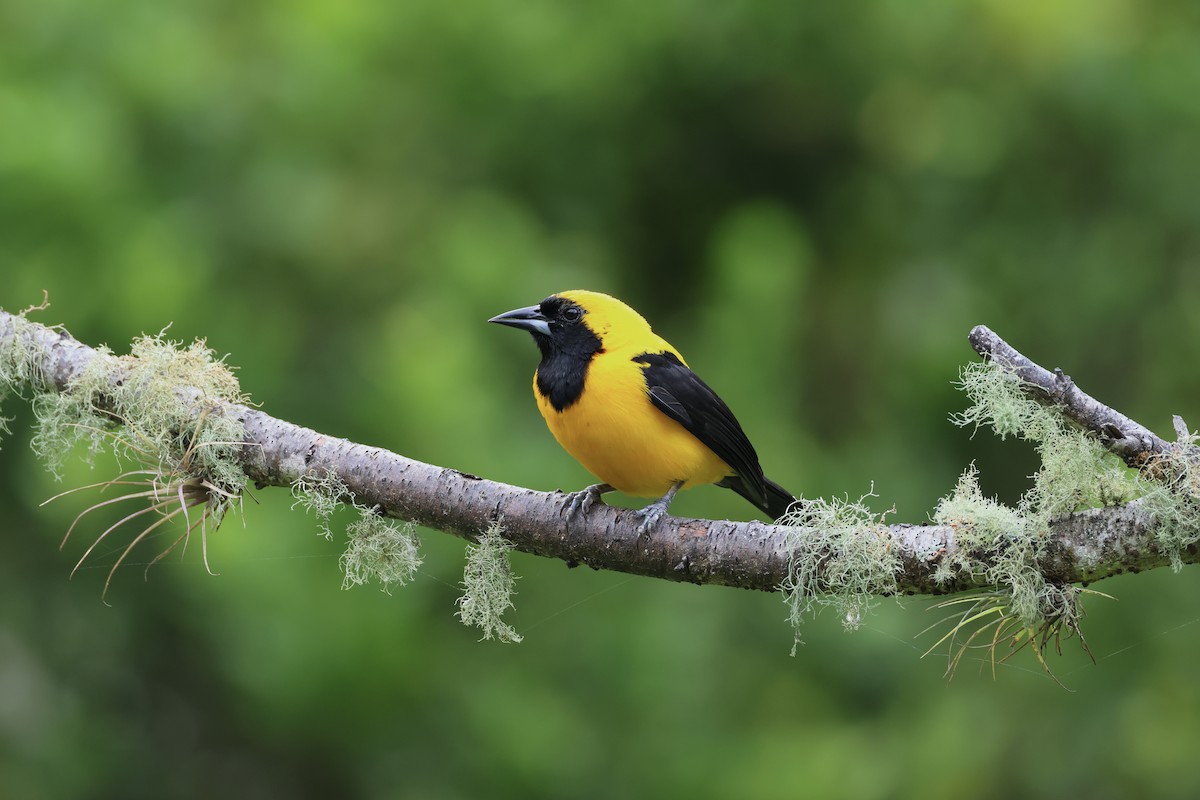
[4,0,1200,797]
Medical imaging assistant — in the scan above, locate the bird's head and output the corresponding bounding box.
[489,290,652,357]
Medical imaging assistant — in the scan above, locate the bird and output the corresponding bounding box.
[489,289,796,533]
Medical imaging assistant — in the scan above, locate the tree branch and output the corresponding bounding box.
[2,310,1194,596]
[968,324,1181,469]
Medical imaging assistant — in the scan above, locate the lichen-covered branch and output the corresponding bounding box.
[1,310,1196,599]
[969,325,1190,470]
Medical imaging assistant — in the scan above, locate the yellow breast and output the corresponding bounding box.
[534,347,732,497]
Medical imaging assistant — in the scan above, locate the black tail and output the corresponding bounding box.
[718,474,799,521]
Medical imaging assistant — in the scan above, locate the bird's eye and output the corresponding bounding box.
[561,305,583,323]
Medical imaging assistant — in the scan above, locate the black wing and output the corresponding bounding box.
[634,351,768,507]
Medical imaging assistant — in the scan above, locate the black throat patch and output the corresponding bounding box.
[533,301,604,412]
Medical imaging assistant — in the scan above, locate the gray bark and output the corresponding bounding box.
[2,310,1194,595]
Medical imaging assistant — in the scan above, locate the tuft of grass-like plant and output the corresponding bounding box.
[7,323,251,598]
[42,411,245,601]
[922,586,1110,688]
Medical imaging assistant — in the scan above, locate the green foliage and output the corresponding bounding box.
[456,522,522,643]
[6,0,1200,795]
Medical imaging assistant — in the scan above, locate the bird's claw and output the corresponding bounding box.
[633,501,668,537]
[564,483,608,521]
[631,481,683,537]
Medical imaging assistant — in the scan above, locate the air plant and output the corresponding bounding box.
[42,409,247,602]
[921,586,1110,688]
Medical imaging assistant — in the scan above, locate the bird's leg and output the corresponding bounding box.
[563,482,614,520]
[634,481,684,537]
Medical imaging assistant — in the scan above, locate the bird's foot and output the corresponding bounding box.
[632,500,670,537]
[563,483,613,522]
[632,481,684,537]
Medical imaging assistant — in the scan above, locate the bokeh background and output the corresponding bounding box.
[4,0,1200,797]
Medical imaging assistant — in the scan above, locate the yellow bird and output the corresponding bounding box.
[490,290,796,532]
